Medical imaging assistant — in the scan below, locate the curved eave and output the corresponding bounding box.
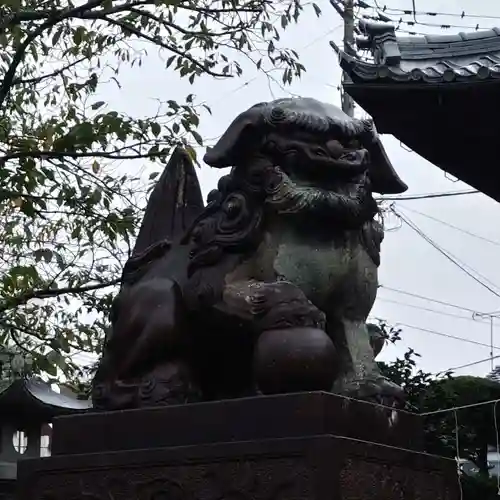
[0,378,91,423]
[338,80,500,202]
[339,51,500,86]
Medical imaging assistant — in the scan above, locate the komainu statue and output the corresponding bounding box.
[92,97,408,410]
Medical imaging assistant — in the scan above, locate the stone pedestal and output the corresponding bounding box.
[16,392,459,500]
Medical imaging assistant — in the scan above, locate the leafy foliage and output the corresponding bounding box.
[0,0,313,386]
[376,322,438,412]
[487,364,500,383]
[422,376,500,474]
[374,321,500,498]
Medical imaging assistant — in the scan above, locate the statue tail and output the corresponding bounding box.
[132,147,204,256]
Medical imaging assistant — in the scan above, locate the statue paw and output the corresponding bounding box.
[336,375,404,408]
[254,327,337,395]
[92,361,202,410]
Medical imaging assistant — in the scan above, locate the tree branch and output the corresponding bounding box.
[0,188,59,201]
[12,56,89,85]
[0,0,263,31]
[0,148,173,163]
[0,0,108,107]
[126,7,248,38]
[0,278,121,314]
[101,16,229,78]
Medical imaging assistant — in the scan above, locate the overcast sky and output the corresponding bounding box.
[93,0,500,378]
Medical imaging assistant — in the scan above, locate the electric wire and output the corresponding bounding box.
[387,209,500,371]
[377,189,479,202]
[392,207,500,299]
[421,396,500,416]
[436,354,500,376]
[362,3,500,22]
[392,322,500,351]
[357,1,491,31]
[332,0,500,422]
[397,204,500,248]
[361,12,484,31]
[376,297,489,323]
[379,285,485,315]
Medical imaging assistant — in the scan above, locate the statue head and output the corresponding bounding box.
[202,98,406,231]
[185,98,406,304]
[205,97,406,192]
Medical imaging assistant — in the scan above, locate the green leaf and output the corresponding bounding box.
[52,27,63,46]
[184,144,198,165]
[151,122,161,137]
[0,0,308,385]
[91,101,106,110]
[190,129,203,146]
[166,55,175,68]
[73,27,86,46]
[34,249,53,263]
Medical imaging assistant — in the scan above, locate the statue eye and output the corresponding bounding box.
[314,147,328,157]
[325,140,344,157]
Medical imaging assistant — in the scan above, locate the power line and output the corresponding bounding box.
[396,208,500,293]
[379,285,485,315]
[376,296,487,323]
[364,3,500,22]
[392,207,500,299]
[358,2,490,30]
[201,24,344,122]
[420,397,500,417]
[361,12,484,31]
[435,354,500,376]
[393,322,500,351]
[352,9,435,36]
[377,189,479,202]
[397,205,500,248]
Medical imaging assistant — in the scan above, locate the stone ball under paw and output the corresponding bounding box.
[254,327,337,395]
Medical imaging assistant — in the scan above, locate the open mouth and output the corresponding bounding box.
[284,150,370,187]
[266,165,377,227]
[264,132,371,186]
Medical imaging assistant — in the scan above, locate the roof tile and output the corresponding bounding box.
[340,22,500,84]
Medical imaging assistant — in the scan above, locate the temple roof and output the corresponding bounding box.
[337,21,500,85]
[0,378,91,424]
[332,21,500,202]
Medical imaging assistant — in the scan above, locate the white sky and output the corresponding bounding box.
[86,0,500,378]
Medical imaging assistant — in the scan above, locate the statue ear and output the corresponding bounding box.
[368,137,408,194]
[204,104,266,168]
[360,119,407,195]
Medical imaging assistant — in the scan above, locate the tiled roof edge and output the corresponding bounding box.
[357,21,500,62]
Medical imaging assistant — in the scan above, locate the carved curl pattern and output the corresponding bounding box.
[183,139,381,311]
[261,100,368,138]
[221,280,326,333]
[183,160,273,310]
[93,362,202,410]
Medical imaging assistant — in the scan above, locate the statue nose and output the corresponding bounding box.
[325,139,344,158]
[339,148,369,164]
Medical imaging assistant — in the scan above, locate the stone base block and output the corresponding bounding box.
[16,392,459,500]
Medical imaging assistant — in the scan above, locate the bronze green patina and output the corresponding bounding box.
[92,97,408,410]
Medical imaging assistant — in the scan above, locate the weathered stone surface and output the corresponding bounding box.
[17,393,458,500]
[51,392,423,455]
[92,98,408,411]
[18,437,458,500]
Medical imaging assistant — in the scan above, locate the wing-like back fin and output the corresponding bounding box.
[132,147,204,256]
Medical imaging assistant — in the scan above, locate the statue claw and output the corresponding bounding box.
[336,375,405,408]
